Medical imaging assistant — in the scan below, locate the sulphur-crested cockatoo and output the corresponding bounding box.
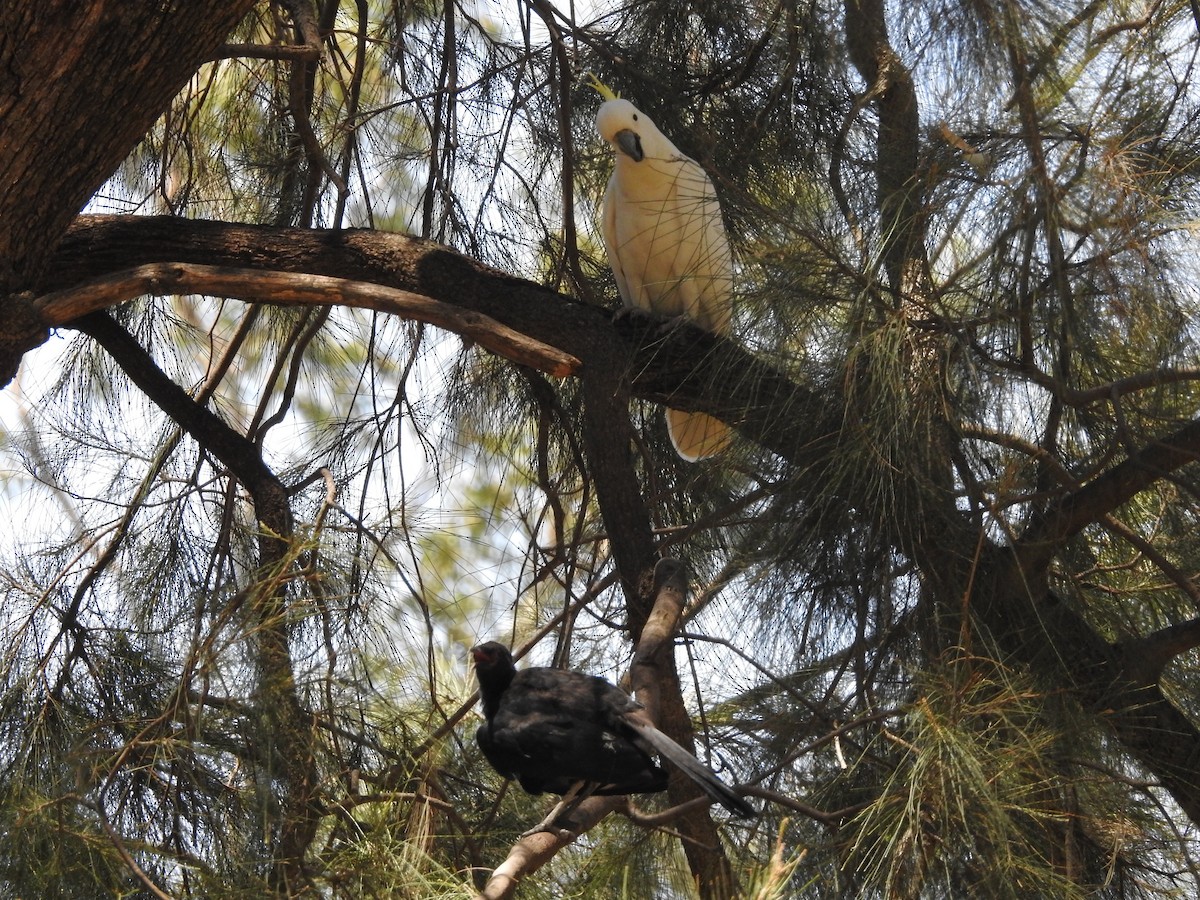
[591,76,733,461]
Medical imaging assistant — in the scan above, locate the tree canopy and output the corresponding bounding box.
[4,1,1200,897]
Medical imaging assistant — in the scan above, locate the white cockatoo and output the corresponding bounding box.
[591,76,733,461]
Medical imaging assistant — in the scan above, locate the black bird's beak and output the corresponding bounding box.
[615,129,643,162]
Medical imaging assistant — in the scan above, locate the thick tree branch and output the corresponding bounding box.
[1120,616,1200,686]
[630,559,744,900]
[37,215,838,466]
[34,262,579,376]
[0,1,256,288]
[842,0,923,291]
[574,312,660,612]
[476,798,623,900]
[630,558,690,722]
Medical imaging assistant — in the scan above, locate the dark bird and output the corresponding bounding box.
[471,641,753,832]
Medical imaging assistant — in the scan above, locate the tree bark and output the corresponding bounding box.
[0,0,257,379]
[35,215,838,466]
[633,560,744,900]
[843,0,923,292]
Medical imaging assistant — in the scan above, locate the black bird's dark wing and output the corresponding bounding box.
[484,668,667,795]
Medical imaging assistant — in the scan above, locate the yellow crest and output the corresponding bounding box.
[584,72,619,102]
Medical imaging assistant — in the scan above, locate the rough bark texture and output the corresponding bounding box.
[632,561,743,900]
[0,0,257,380]
[39,215,835,465]
[0,1,256,285]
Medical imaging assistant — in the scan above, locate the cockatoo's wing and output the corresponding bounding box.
[601,173,635,308]
[595,97,733,460]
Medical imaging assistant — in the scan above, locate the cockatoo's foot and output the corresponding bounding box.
[613,307,690,340]
[654,313,689,337]
[611,306,657,325]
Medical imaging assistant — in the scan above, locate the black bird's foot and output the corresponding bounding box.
[521,806,581,839]
[522,784,593,840]
[520,819,578,841]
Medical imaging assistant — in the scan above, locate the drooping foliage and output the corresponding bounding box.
[3,0,1200,897]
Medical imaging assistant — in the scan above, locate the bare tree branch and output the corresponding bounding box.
[72,310,321,889]
[34,262,580,377]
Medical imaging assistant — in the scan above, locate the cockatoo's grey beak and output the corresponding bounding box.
[615,129,643,162]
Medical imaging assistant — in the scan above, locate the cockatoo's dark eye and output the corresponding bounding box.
[632,114,638,121]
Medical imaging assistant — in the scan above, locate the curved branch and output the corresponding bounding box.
[34,262,579,376]
[1010,360,1200,407]
[72,311,320,887]
[477,805,621,900]
[630,558,690,722]
[623,786,844,831]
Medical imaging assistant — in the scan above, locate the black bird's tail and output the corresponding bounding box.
[630,721,755,817]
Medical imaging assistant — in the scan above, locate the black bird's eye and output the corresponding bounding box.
[632,114,638,121]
